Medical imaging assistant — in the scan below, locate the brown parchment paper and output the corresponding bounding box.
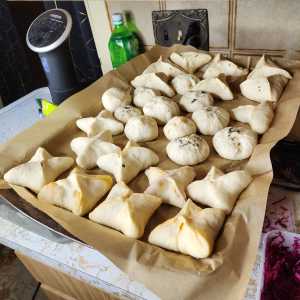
[1,45,300,300]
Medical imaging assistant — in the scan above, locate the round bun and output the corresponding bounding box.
[124,116,158,142]
[212,127,257,160]
[114,105,142,123]
[192,106,230,135]
[171,74,199,95]
[179,91,214,112]
[166,134,210,165]
[133,87,160,108]
[163,116,196,140]
[102,87,132,112]
[143,96,180,125]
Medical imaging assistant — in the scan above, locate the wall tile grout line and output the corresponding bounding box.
[227,0,231,51]
[228,0,237,58]
[233,49,286,57]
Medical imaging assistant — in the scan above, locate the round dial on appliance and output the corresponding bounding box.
[26,8,72,53]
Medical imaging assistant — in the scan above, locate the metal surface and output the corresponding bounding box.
[0,189,86,246]
[152,9,209,50]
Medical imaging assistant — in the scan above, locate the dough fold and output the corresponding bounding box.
[89,182,162,238]
[97,141,159,183]
[149,199,225,259]
[187,166,252,214]
[4,147,74,193]
[38,169,113,216]
[145,166,196,208]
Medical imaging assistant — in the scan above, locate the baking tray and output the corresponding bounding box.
[0,188,86,245]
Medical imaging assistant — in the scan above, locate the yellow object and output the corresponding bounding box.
[41,99,57,116]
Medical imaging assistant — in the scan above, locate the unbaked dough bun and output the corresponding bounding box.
[171,74,199,95]
[163,116,196,140]
[102,87,132,112]
[133,87,161,108]
[166,134,210,165]
[143,96,180,125]
[114,105,142,123]
[212,127,257,160]
[179,90,214,112]
[124,115,158,142]
[192,106,230,135]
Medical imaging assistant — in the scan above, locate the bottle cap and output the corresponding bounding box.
[112,13,123,26]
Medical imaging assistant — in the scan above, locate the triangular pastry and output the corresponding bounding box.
[131,73,175,97]
[89,182,162,238]
[70,131,121,169]
[202,53,248,79]
[145,166,196,208]
[76,112,124,136]
[143,57,185,77]
[192,76,234,100]
[187,166,252,214]
[170,51,211,73]
[30,147,53,161]
[38,170,113,216]
[148,199,225,258]
[240,75,288,103]
[248,55,292,79]
[4,147,74,193]
[97,141,159,183]
[240,55,291,103]
[231,102,274,134]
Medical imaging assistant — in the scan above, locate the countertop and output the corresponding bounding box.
[0,88,298,300]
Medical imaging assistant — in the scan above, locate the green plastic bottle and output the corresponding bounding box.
[108,13,139,69]
[125,11,144,54]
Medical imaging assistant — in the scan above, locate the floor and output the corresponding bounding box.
[0,245,46,300]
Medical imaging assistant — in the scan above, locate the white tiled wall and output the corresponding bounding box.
[236,0,300,50]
